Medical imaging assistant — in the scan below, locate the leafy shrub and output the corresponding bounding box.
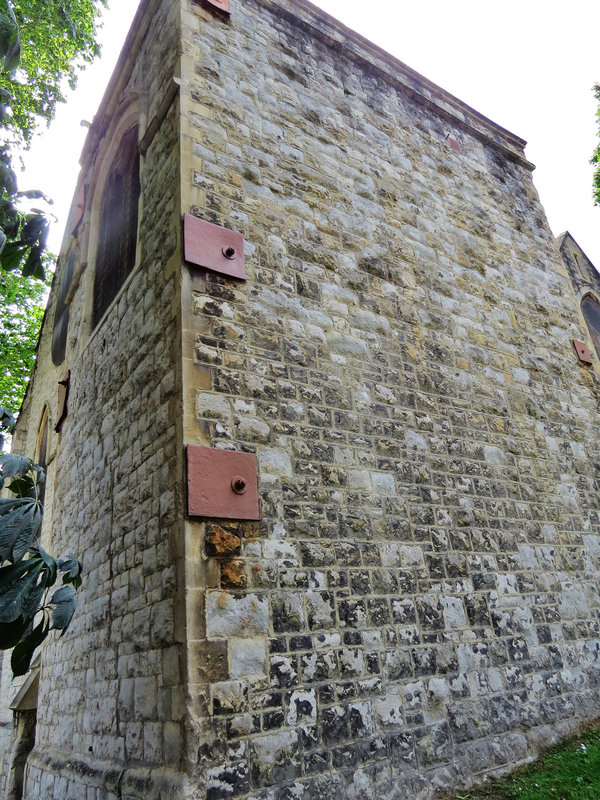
[0,407,82,676]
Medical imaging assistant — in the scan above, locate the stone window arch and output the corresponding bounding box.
[34,407,49,512]
[91,117,141,330]
[581,293,600,359]
[51,246,75,366]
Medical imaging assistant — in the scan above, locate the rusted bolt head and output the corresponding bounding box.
[222,246,237,260]
[231,476,247,494]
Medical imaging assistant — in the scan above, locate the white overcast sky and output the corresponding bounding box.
[21,0,599,268]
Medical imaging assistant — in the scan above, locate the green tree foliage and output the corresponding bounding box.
[593,84,600,206]
[1,0,105,149]
[0,0,104,407]
[0,410,82,677]
[0,261,51,413]
[0,0,106,279]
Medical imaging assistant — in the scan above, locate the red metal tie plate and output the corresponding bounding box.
[183,214,245,279]
[573,339,593,364]
[187,445,261,520]
[447,136,461,153]
[203,0,230,12]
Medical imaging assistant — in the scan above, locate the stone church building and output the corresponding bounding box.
[2,0,600,797]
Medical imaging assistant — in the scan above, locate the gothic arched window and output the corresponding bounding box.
[581,294,600,359]
[92,125,140,329]
[51,246,75,366]
[35,407,48,514]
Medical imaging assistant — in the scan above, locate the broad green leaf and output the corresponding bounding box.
[0,205,19,240]
[0,615,30,650]
[0,558,32,594]
[0,562,44,623]
[5,474,36,498]
[11,616,48,677]
[22,243,44,279]
[0,241,26,271]
[0,496,25,514]
[0,453,33,485]
[11,507,42,561]
[0,454,43,494]
[35,544,57,586]
[0,498,42,562]
[50,585,76,631]
[19,569,49,621]
[59,557,83,589]
[20,215,47,246]
[0,407,15,433]
[58,555,82,584]
[65,572,82,590]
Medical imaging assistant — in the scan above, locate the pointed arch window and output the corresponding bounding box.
[51,246,75,366]
[35,407,48,516]
[581,294,600,360]
[92,125,140,329]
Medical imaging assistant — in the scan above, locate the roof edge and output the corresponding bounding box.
[80,0,160,167]
[557,231,598,272]
[257,0,534,169]
[81,0,534,172]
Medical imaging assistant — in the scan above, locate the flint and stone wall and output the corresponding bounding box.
[180,2,600,798]
[3,0,600,798]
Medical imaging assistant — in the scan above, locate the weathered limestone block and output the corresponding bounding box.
[206,592,269,640]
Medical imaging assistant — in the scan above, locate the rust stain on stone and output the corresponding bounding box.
[221,560,247,589]
[243,521,261,540]
[206,524,241,556]
[216,593,229,610]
